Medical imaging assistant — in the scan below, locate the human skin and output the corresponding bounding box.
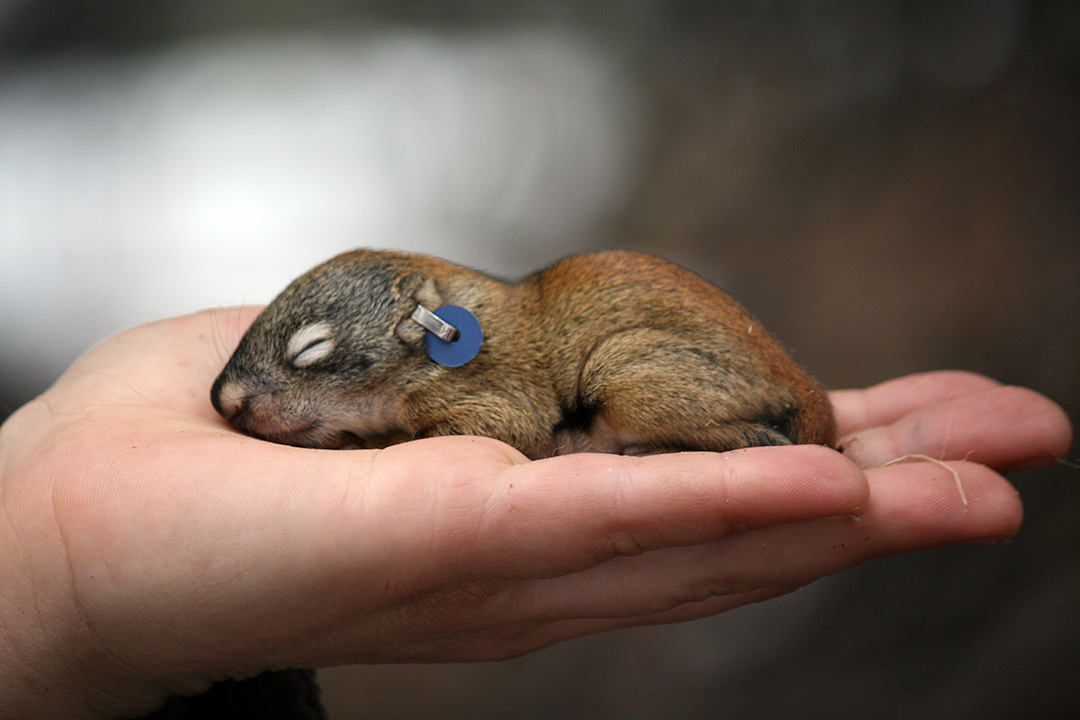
[0,307,1072,719]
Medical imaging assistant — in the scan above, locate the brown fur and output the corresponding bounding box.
[211,250,835,457]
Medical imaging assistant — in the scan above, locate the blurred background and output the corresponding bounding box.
[1,1,1078,718]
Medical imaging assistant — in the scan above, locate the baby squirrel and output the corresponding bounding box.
[211,250,836,457]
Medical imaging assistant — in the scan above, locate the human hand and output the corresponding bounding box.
[0,308,1071,719]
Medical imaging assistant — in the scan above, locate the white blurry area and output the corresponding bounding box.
[0,28,644,389]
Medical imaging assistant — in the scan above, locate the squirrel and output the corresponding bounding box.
[211,249,836,457]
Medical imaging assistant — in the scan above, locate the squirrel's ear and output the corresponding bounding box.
[394,276,443,344]
[413,277,442,308]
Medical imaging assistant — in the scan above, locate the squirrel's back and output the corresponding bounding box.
[520,251,835,447]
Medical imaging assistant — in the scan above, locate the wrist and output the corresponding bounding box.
[0,589,96,718]
[0,526,166,719]
[0,595,179,720]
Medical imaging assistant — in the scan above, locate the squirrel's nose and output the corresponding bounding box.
[211,373,273,419]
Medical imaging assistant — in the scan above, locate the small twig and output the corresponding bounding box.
[880,454,968,506]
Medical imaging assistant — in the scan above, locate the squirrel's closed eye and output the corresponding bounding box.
[287,322,335,368]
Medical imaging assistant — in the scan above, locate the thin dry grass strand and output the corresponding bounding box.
[880,454,969,506]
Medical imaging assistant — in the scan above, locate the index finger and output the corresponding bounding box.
[368,441,871,587]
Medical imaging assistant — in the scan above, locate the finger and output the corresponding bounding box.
[480,459,1019,636]
[837,385,1073,471]
[364,442,870,589]
[830,371,1002,436]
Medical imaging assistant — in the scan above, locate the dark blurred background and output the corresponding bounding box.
[2,1,1077,718]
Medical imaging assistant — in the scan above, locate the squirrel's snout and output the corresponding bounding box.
[210,372,274,420]
[210,373,319,444]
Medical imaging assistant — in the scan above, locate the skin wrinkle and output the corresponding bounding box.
[904,406,961,461]
[32,483,122,715]
[592,455,697,565]
[606,456,651,560]
[45,448,181,705]
[937,411,956,461]
[386,602,542,664]
[680,576,742,605]
[403,550,717,661]
[484,456,572,575]
[0,525,58,712]
[667,454,747,544]
[716,450,757,534]
[354,571,522,663]
[99,373,157,409]
[667,452,736,540]
[511,544,759,630]
[556,584,800,639]
[488,460,578,579]
[332,451,377,558]
[0,444,12,511]
[1,397,56,456]
[369,441,498,593]
[449,477,508,584]
[631,546,750,606]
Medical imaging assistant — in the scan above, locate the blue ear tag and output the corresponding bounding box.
[419,305,483,367]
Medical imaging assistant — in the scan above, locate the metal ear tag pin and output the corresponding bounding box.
[411,305,459,342]
[411,304,483,367]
